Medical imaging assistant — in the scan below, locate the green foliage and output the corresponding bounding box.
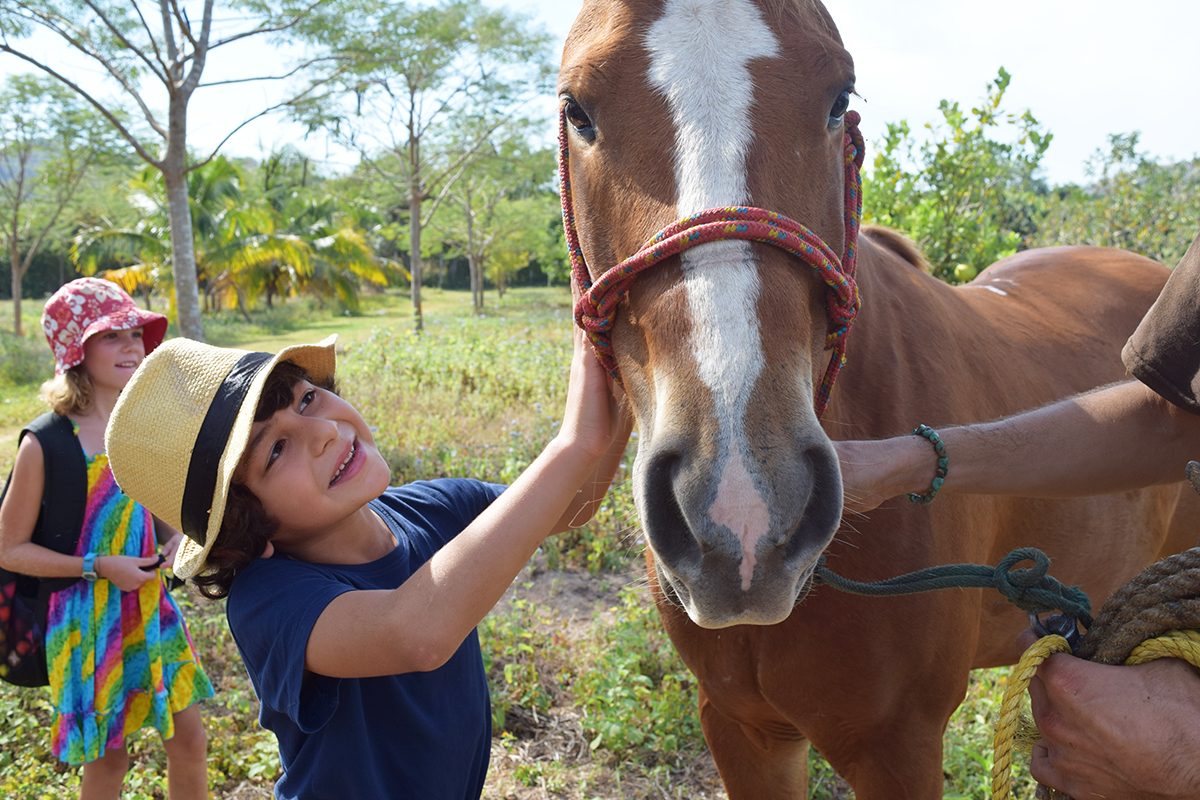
[480,597,560,731]
[0,73,128,334]
[1031,133,1200,267]
[571,588,704,762]
[0,327,52,387]
[863,68,1052,282]
[479,585,705,768]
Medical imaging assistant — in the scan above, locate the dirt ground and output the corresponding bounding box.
[483,557,732,799]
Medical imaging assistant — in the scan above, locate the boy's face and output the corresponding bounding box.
[238,379,391,546]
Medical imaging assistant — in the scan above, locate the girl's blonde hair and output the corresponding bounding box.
[40,366,93,417]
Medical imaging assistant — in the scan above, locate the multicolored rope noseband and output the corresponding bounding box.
[558,109,865,418]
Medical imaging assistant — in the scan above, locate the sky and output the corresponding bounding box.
[1,0,1197,187]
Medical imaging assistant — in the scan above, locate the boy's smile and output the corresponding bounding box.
[240,380,392,560]
[330,439,362,487]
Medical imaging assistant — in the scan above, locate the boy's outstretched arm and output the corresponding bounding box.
[306,328,633,679]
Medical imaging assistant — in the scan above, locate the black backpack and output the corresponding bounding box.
[0,412,87,687]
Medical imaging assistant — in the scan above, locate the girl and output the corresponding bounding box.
[103,327,631,799]
[0,278,212,799]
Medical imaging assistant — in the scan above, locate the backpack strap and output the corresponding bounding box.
[0,413,88,593]
[22,412,88,556]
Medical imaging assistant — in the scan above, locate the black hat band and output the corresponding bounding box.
[179,351,273,545]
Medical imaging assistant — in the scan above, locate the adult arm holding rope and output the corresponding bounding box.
[836,232,1200,800]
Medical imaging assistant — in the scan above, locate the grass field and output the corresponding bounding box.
[0,286,1037,799]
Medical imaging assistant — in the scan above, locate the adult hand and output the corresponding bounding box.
[834,436,933,514]
[1017,630,1200,799]
[96,554,161,592]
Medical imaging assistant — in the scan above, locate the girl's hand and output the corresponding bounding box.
[95,554,161,592]
[160,531,185,568]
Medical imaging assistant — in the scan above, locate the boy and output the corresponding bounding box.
[105,330,631,799]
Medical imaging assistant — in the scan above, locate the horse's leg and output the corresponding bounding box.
[699,686,811,799]
[811,705,950,799]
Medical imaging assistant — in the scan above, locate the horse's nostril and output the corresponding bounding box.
[780,443,843,564]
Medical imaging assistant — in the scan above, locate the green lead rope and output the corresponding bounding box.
[813,546,1094,629]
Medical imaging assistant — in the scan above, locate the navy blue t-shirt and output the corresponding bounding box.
[226,479,506,800]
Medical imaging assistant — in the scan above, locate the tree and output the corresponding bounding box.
[0,73,124,334]
[1031,133,1200,268]
[863,68,1053,282]
[294,0,554,331]
[73,155,385,315]
[432,136,554,310]
[0,0,341,340]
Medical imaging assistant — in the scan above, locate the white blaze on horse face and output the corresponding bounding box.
[646,0,780,590]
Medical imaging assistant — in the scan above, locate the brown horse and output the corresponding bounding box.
[558,0,1198,796]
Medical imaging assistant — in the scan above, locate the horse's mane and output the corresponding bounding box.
[862,225,931,273]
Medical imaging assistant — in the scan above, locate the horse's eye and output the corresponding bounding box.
[563,98,596,142]
[828,90,851,127]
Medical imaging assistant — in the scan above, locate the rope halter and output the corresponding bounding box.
[558,108,865,418]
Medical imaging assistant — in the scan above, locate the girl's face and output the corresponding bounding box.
[82,327,145,392]
[238,380,391,547]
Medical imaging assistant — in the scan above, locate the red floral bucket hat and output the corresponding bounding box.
[41,278,169,375]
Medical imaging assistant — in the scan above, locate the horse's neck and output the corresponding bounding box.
[823,237,961,437]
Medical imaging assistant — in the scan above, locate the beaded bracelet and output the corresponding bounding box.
[906,424,948,505]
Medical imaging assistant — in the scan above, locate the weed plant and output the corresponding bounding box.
[0,328,53,388]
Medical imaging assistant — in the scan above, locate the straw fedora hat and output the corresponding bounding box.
[106,335,338,579]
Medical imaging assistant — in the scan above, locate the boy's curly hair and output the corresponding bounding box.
[191,361,337,600]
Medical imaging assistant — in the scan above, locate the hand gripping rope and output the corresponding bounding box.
[558,108,865,418]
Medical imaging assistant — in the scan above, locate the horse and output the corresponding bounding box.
[556,0,1198,796]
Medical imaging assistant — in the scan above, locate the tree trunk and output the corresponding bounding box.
[162,77,204,342]
[409,149,424,333]
[162,160,204,341]
[466,212,482,312]
[9,241,23,337]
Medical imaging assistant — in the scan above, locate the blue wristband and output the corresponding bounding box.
[82,552,100,581]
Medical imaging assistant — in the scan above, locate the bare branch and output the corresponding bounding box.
[78,0,168,84]
[199,55,340,87]
[159,0,180,68]
[207,0,329,49]
[128,1,171,80]
[168,0,199,50]
[187,68,347,172]
[1,10,169,140]
[177,0,214,96]
[0,45,164,167]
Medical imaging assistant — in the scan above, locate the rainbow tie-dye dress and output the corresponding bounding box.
[44,449,214,764]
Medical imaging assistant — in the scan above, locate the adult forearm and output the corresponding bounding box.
[944,381,1200,497]
[838,380,1200,511]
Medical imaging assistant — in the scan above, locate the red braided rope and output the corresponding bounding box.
[559,109,865,418]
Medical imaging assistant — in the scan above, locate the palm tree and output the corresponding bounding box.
[73,157,386,318]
